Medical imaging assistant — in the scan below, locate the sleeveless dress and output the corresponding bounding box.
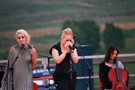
[1,44,33,90]
[49,42,77,90]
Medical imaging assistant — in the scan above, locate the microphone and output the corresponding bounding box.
[21,42,25,48]
[68,45,73,49]
[69,34,78,50]
[73,34,78,39]
[68,44,77,50]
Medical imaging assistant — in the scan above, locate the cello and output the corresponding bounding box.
[108,58,130,90]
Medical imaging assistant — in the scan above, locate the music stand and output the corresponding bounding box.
[39,55,52,90]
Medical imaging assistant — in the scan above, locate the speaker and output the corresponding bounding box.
[73,45,94,90]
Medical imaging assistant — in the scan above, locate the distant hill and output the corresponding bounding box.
[0,0,135,56]
[0,0,135,32]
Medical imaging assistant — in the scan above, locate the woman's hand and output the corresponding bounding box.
[64,42,73,52]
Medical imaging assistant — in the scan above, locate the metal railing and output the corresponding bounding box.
[1,53,135,89]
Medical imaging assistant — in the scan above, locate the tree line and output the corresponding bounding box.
[62,20,125,53]
[0,19,129,60]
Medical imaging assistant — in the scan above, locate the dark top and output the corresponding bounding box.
[49,42,77,90]
[99,61,112,89]
[49,42,74,73]
[99,61,129,89]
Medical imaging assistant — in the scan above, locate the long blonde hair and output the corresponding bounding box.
[16,29,31,44]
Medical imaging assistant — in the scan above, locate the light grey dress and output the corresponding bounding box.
[1,44,33,90]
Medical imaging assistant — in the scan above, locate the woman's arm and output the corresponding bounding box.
[71,49,78,64]
[52,48,68,64]
[99,64,109,89]
[31,47,37,70]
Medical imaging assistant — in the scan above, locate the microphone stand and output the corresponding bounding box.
[39,55,52,90]
[69,47,73,80]
[68,45,76,80]
[68,34,78,89]
[76,45,94,90]
[4,46,25,90]
[68,46,74,90]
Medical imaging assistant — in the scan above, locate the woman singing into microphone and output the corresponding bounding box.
[1,29,37,90]
[49,28,79,90]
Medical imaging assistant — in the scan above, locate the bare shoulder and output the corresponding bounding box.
[31,47,36,54]
[10,47,13,52]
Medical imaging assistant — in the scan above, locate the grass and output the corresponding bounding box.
[0,0,135,31]
[119,37,135,53]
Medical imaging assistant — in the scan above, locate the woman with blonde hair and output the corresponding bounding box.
[49,28,78,90]
[1,29,37,90]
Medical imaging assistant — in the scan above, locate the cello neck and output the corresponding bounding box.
[115,58,122,81]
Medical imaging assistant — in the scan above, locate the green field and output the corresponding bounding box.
[0,0,135,32]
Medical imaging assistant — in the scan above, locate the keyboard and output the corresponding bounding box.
[33,71,54,78]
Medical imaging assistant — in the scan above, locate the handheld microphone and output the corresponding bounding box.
[73,34,78,39]
[69,34,78,50]
[21,42,25,48]
[68,44,77,50]
[68,45,73,49]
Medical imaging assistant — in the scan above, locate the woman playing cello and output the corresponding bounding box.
[99,46,129,90]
